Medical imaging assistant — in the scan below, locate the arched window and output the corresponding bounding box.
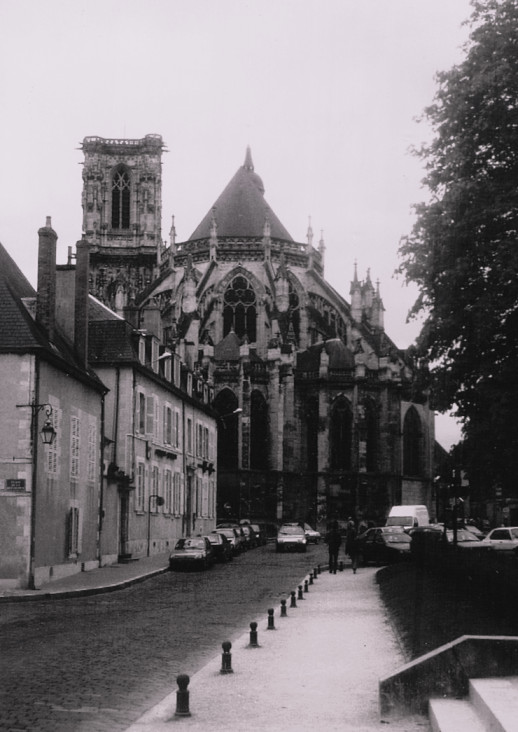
[403,407,422,476]
[330,396,352,471]
[305,396,319,472]
[214,389,239,470]
[250,390,268,469]
[223,275,257,342]
[112,167,131,229]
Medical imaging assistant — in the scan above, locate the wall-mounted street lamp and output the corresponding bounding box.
[15,401,57,589]
[218,408,242,429]
[16,403,57,445]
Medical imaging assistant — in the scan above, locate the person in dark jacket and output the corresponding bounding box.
[345,518,359,573]
[325,521,342,574]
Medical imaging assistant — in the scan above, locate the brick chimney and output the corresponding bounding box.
[36,216,57,339]
[74,240,90,367]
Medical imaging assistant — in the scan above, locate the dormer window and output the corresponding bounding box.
[112,167,131,229]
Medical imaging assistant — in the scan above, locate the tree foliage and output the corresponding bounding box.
[398,0,518,492]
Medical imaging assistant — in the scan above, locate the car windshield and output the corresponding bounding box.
[175,538,205,550]
[511,528,518,539]
[217,530,234,538]
[385,535,411,544]
[208,535,221,543]
[447,530,479,543]
[279,526,304,535]
[386,517,412,526]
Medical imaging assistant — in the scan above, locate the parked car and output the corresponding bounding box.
[208,532,233,562]
[213,528,243,555]
[250,523,267,546]
[445,529,490,550]
[169,537,214,570]
[482,526,518,551]
[356,526,411,565]
[303,523,321,544]
[276,524,307,552]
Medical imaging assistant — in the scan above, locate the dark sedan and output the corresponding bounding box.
[208,532,233,562]
[169,537,215,571]
[356,527,412,566]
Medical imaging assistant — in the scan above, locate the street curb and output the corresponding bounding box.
[0,565,169,604]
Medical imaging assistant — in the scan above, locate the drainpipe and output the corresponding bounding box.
[28,358,41,590]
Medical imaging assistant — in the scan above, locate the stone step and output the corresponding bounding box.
[429,698,486,732]
[470,677,518,732]
[429,676,518,732]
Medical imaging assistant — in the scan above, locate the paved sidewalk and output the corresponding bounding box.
[0,552,170,602]
[125,567,429,732]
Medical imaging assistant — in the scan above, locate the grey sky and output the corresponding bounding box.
[0,0,474,446]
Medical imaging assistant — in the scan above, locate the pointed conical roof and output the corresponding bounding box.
[189,148,293,241]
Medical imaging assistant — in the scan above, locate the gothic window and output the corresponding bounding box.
[330,396,352,471]
[305,396,319,472]
[250,391,268,470]
[223,275,257,342]
[214,389,240,470]
[111,167,131,229]
[403,407,422,476]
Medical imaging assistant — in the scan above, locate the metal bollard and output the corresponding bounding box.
[304,579,309,593]
[280,599,287,617]
[318,564,321,575]
[313,567,318,580]
[309,572,314,585]
[220,641,234,674]
[339,560,344,572]
[175,674,191,717]
[298,585,304,600]
[290,590,297,608]
[267,608,275,630]
[249,621,259,647]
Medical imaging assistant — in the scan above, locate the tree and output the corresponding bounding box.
[398,0,518,495]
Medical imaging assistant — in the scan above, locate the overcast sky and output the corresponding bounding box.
[0,0,474,448]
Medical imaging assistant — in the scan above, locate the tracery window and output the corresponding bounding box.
[330,396,352,471]
[223,275,257,341]
[403,407,423,476]
[112,167,131,229]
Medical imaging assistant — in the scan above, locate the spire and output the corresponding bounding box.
[306,216,314,248]
[210,208,218,260]
[244,146,254,171]
[169,215,176,247]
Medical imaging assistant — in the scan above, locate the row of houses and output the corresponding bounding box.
[0,220,217,590]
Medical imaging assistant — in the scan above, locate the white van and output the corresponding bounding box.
[385,505,430,531]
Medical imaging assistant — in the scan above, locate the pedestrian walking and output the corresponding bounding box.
[345,518,359,573]
[325,521,342,574]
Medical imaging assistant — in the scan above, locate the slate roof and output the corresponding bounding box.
[0,241,106,390]
[88,320,139,363]
[0,241,43,351]
[188,148,293,241]
[296,338,355,372]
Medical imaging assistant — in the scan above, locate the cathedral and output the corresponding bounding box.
[80,134,435,530]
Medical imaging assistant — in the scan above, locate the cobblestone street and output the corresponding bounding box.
[0,543,328,731]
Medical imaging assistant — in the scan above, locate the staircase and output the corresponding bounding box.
[429,676,518,732]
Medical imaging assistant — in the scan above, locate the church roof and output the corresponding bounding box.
[188,148,293,241]
[296,338,355,372]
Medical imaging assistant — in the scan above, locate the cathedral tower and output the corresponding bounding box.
[81,134,165,313]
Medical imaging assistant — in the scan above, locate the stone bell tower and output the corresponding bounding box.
[80,134,165,314]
